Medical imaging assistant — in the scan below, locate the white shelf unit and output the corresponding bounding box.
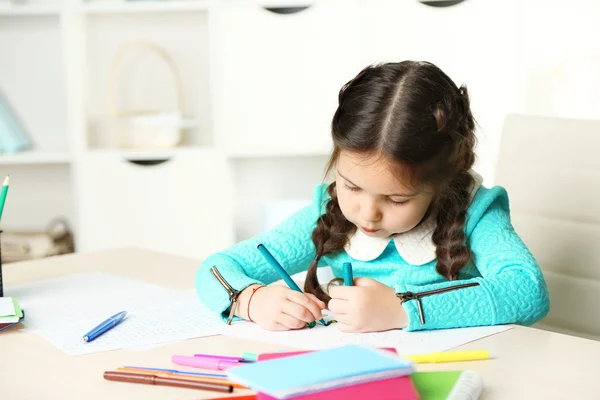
[0,8,73,231]
[79,0,215,14]
[0,0,521,257]
[7,0,586,257]
[0,3,61,16]
[0,151,72,165]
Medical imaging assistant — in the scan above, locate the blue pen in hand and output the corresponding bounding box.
[342,262,354,286]
[257,244,326,326]
[82,311,127,343]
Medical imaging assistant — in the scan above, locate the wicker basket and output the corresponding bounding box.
[107,42,186,149]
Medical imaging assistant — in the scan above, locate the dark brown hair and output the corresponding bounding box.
[304,61,477,304]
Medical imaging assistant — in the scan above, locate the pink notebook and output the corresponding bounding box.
[255,350,420,400]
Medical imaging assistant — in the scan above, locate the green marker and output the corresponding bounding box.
[0,175,10,221]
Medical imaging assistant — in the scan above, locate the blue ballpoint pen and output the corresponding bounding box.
[256,244,327,326]
[82,311,127,343]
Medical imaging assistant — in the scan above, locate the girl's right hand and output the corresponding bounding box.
[238,284,326,331]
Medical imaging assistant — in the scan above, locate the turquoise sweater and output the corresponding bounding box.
[196,184,550,331]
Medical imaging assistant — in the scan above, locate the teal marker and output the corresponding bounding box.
[257,244,326,327]
[342,262,354,286]
[242,352,259,361]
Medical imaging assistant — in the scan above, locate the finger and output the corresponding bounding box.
[267,322,292,331]
[329,285,355,300]
[354,277,377,287]
[280,300,315,324]
[337,322,356,333]
[286,291,323,320]
[305,293,327,310]
[277,313,307,330]
[327,298,349,315]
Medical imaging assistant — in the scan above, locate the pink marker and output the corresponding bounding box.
[172,355,240,371]
[193,353,244,363]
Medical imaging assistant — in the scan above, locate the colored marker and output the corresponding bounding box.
[0,175,9,221]
[193,353,245,363]
[117,368,247,389]
[257,244,326,326]
[241,352,259,361]
[342,262,353,286]
[103,371,233,393]
[172,355,240,371]
[405,349,490,363]
[123,366,227,378]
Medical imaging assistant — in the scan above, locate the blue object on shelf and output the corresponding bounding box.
[0,89,32,153]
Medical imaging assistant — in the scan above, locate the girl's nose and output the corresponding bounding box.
[361,198,382,223]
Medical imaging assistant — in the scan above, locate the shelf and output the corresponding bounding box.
[0,151,72,165]
[0,3,61,16]
[86,146,216,160]
[80,0,215,14]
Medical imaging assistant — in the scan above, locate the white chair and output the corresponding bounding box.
[495,113,600,340]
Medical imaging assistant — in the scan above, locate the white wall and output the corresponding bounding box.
[519,0,600,120]
[233,155,330,241]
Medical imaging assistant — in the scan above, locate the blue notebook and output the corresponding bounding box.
[226,345,414,399]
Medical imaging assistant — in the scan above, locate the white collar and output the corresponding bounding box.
[344,172,483,265]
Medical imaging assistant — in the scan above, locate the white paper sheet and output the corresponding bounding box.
[224,267,510,354]
[221,320,511,355]
[6,272,177,331]
[5,273,223,355]
[0,297,16,317]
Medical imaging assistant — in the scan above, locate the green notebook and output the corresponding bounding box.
[411,370,482,400]
[0,298,23,323]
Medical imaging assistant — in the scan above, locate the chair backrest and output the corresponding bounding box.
[495,113,600,340]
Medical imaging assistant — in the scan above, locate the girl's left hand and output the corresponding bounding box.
[328,277,408,332]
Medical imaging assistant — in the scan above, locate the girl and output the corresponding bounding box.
[196,61,550,333]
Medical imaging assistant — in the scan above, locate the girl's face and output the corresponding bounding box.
[335,151,435,238]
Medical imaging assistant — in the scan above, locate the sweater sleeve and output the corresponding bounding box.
[396,197,550,331]
[195,184,328,321]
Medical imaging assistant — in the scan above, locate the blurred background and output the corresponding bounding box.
[1,0,599,338]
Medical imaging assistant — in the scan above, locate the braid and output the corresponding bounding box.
[431,171,475,280]
[304,182,355,304]
[431,85,477,280]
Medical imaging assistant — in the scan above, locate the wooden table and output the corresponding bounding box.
[1,248,599,399]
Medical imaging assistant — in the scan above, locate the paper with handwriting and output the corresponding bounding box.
[6,273,222,355]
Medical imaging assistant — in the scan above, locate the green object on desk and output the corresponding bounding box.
[410,370,482,400]
[0,298,23,323]
[0,175,9,221]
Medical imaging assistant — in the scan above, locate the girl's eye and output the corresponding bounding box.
[387,198,408,206]
[344,183,361,192]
